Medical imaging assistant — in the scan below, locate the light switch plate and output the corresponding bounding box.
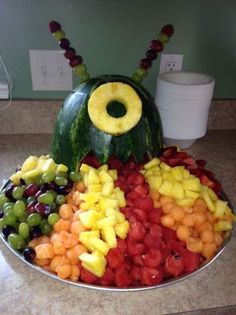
[29,50,73,91]
[159,53,183,74]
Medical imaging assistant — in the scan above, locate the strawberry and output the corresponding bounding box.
[108,155,123,170]
[80,268,98,284]
[182,157,197,168]
[162,146,177,158]
[196,159,207,167]
[107,248,125,269]
[162,227,178,242]
[81,153,100,168]
[149,223,163,238]
[141,267,163,285]
[182,251,201,273]
[167,240,186,256]
[148,208,162,224]
[132,208,148,222]
[132,254,144,266]
[144,234,162,249]
[131,266,142,282]
[142,248,162,268]
[128,221,146,241]
[167,158,183,167]
[115,265,132,288]
[116,238,127,253]
[134,184,149,196]
[126,190,141,200]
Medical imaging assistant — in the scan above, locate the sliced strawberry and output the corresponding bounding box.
[141,267,163,285]
[99,267,115,286]
[132,208,148,222]
[167,240,186,256]
[108,155,123,170]
[167,158,183,167]
[126,198,134,207]
[127,172,145,186]
[135,197,154,211]
[189,168,202,177]
[196,159,207,168]
[162,227,178,242]
[174,151,188,159]
[134,183,149,196]
[164,254,185,277]
[159,244,171,264]
[202,168,214,179]
[127,240,145,256]
[142,248,162,268]
[132,254,144,266]
[80,268,98,284]
[128,221,146,241]
[126,190,141,200]
[182,157,197,168]
[106,248,125,269]
[81,153,101,168]
[116,238,127,253]
[162,146,177,158]
[115,265,132,288]
[182,251,201,273]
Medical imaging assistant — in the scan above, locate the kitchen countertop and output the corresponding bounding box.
[0,131,235,315]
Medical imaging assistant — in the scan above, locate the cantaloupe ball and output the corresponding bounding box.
[160,214,175,228]
[171,206,185,222]
[176,225,190,241]
[200,229,215,243]
[201,243,217,259]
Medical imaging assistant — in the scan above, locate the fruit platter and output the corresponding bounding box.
[0,21,235,291]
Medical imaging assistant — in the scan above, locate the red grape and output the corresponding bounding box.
[64,48,76,60]
[150,40,163,52]
[48,21,61,33]
[161,24,174,37]
[146,49,157,60]
[69,55,83,68]
[140,58,152,69]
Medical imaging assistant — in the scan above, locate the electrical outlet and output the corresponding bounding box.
[159,54,183,73]
[29,50,72,91]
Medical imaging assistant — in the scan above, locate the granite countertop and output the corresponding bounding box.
[0,131,236,315]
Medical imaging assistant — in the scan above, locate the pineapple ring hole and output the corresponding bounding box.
[88,82,142,136]
[106,100,127,118]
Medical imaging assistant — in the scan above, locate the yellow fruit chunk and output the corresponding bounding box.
[115,221,129,239]
[102,182,114,195]
[144,157,160,169]
[108,170,118,180]
[21,155,38,172]
[214,200,228,219]
[96,216,117,229]
[79,252,106,277]
[171,166,185,181]
[99,170,113,183]
[87,184,102,193]
[214,220,232,232]
[56,164,68,173]
[98,164,108,172]
[41,158,57,173]
[159,180,173,196]
[160,162,171,172]
[87,236,110,255]
[101,226,117,248]
[182,178,201,192]
[185,190,200,200]
[147,176,162,190]
[172,182,185,200]
[99,197,118,211]
[79,210,99,228]
[79,192,100,205]
[176,198,195,207]
[114,189,126,207]
[10,170,23,185]
[79,231,100,251]
[80,163,91,173]
[105,208,125,223]
[22,169,41,179]
[88,168,101,185]
[202,190,215,212]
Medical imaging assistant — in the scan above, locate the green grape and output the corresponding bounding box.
[48,213,60,226]
[37,191,55,205]
[34,175,43,185]
[12,186,25,200]
[158,32,169,44]
[4,213,17,226]
[42,172,55,183]
[0,218,5,229]
[3,202,15,215]
[135,67,148,78]
[73,64,87,76]
[50,190,57,199]
[14,200,26,217]
[24,177,35,185]
[8,233,25,250]
[55,176,68,187]
[39,219,52,235]
[19,212,28,223]
[26,213,41,227]
[18,222,30,239]
[56,194,66,205]
[53,30,65,41]
[69,171,81,182]
[0,193,9,208]
[56,171,68,179]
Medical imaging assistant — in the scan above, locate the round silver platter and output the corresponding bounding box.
[0,180,234,292]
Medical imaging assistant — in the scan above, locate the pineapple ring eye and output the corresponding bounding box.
[88,82,142,136]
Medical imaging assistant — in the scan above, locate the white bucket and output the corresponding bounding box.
[155,71,215,148]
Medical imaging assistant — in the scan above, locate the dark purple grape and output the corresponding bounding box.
[2,225,16,239]
[5,184,17,201]
[22,247,36,262]
[48,182,59,191]
[69,55,83,68]
[140,58,152,69]
[59,38,70,49]
[41,183,49,192]
[48,21,61,33]
[64,47,76,60]
[26,200,37,214]
[0,210,4,218]
[35,203,53,217]
[29,226,43,239]
[150,40,163,52]
[24,184,40,198]
[146,49,157,60]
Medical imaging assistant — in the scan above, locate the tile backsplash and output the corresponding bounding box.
[0,99,235,134]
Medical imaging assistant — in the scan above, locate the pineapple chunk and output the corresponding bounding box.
[99,197,118,211]
[147,175,162,190]
[202,190,215,212]
[79,231,100,250]
[56,164,68,173]
[144,157,160,169]
[115,221,129,239]
[101,226,117,248]
[41,158,57,173]
[87,184,102,193]
[99,170,113,183]
[172,182,185,200]
[160,162,171,172]
[87,236,110,255]
[79,252,106,277]
[185,190,200,200]
[214,200,228,219]
[10,170,23,185]
[96,216,117,228]
[108,169,118,180]
[159,180,173,197]
[214,220,232,232]
[79,210,99,228]
[182,178,201,192]
[80,163,91,173]
[79,192,100,205]
[21,155,38,172]
[98,164,108,172]
[176,198,195,207]
[79,202,90,211]
[183,169,190,179]
[171,166,185,182]
[102,182,114,195]
[114,189,126,207]
[208,188,218,201]
[105,208,125,223]
[22,169,41,179]
[88,168,101,185]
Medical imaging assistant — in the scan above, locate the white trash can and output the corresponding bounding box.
[155,71,215,148]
